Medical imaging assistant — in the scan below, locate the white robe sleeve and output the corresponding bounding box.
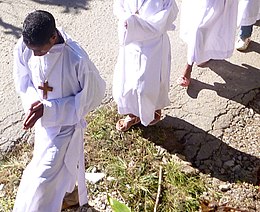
[13,38,41,112]
[124,0,178,45]
[41,58,106,127]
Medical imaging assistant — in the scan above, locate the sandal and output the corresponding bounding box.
[116,114,140,132]
[149,110,161,126]
[177,76,190,87]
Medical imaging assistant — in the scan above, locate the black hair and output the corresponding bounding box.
[22,10,56,46]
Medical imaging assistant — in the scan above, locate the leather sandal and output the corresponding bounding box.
[116,114,140,132]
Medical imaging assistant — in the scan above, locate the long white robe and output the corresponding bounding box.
[13,29,106,212]
[180,0,238,65]
[113,0,178,126]
[237,0,260,26]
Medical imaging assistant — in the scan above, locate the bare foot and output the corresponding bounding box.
[177,64,192,87]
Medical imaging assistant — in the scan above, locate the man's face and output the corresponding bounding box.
[26,42,54,56]
[25,33,57,56]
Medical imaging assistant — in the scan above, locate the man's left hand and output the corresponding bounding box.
[23,101,44,130]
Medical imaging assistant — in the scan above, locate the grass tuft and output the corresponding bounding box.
[0,142,32,211]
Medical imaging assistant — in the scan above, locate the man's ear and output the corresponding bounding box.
[50,32,57,45]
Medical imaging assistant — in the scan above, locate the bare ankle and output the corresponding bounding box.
[183,64,192,79]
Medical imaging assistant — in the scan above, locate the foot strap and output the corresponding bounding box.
[116,115,140,132]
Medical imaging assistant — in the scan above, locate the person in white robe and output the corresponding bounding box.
[13,10,106,212]
[113,0,179,131]
[177,0,238,87]
[236,0,260,51]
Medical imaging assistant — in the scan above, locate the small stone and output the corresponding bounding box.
[219,184,231,192]
[233,165,242,172]
[225,128,233,133]
[85,172,105,184]
[107,176,115,181]
[224,160,235,167]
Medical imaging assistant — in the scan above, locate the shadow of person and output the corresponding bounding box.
[30,0,89,13]
[187,60,260,110]
[78,204,100,212]
[140,116,259,185]
[0,17,22,38]
[254,20,260,27]
[62,203,100,212]
[241,40,260,54]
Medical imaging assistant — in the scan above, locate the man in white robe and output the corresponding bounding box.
[113,0,178,131]
[236,0,260,51]
[177,0,238,87]
[13,10,106,211]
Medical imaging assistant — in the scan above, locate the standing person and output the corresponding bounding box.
[236,0,260,51]
[177,0,238,87]
[13,10,106,211]
[113,0,179,131]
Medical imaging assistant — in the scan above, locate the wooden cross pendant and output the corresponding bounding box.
[38,80,53,99]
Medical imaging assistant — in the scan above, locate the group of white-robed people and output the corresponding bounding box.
[113,0,260,130]
[12,0,259,211]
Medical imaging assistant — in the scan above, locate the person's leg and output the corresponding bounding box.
[177,63,193,87]
[236,24,253,51]
[239,25,253,40]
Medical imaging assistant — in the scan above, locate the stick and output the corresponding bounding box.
[154,166,163,212]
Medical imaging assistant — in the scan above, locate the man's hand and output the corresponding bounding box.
[23,101,43,130]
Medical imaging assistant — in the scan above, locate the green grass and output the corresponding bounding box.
[0,104,206,211]
[0,142,32,211]
[85,104,206,211]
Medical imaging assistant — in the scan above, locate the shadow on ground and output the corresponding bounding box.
[241,40,260,54]
[187,59,260,113]
[0,17,22,38]
[140,116,259,185]
[30,0,90,13]
[62,203,100,212]
[0,0,91,38]
[254,20,260,27]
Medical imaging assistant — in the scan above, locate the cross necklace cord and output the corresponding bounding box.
[38,50,64,99]
[135,0,147,14]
